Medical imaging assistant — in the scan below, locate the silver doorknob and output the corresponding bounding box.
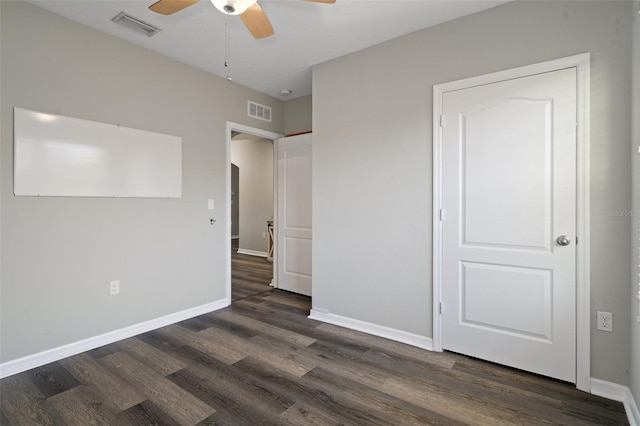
[556,235,571,246]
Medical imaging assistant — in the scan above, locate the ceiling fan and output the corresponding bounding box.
[148,0,336,39]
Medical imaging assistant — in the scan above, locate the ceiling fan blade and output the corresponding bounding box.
[240,3,274,39]
[306,0,336,3]
[149,0,200,15]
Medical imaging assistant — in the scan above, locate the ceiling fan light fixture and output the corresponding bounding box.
[211,0,257,15]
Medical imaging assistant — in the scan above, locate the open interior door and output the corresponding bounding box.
[276,133,312,296]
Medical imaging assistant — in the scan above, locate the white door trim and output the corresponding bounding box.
[432,53,591,391]
[226,122,283,302]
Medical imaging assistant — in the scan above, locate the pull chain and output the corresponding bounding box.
[224,17,232,81]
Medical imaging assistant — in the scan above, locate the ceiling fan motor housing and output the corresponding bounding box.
[211,0,256,15]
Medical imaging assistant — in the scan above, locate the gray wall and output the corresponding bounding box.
[313,0,632,385]
[230,135,274,254]
[631,0,640,409]
[284,95,312,136]
[0,1,283,363]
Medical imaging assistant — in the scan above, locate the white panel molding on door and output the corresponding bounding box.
[432,53,590,391]
[277,133,312,296]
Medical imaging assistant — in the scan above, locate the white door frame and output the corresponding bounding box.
[225,122,283,304]
[432,53,591,391]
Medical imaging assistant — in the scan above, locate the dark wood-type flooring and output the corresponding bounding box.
[231,239,273,302]
[0,242,628,425]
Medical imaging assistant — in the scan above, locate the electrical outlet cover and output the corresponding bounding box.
[596,311,612,332]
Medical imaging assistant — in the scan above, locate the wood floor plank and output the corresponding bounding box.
[559,402,630,425]
[173,315,218,333]
[200,325,316,377]
[212,309,317,347]
[381,375,553,426]
[0,374,54,426]
[259,290,313,310]
[232,275,270,286]
[25,362,82,398]
[302,366,465,426]
[316,322,456,369]
[370,353,576,425]
[58,353,146,412]
[43,384,120,426]
[236,292,311,317]
[167,345,292,425]
[360,348,568,422]
[86,344,120,359]
[230,297,323,337]
[114,337,187,376]
[0,374,43,400]
[231,356,395,426]
[279,401,351,426]
[137,328,184,354]
[231,239,274,303]
[266,336,390,389]
[116,400,180,426]
[154,323,246,365]
[0,399,54,426]
[99,351,215,425]
[451,356,629,424]
[197,313,258,340]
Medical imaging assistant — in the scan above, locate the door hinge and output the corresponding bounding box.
[439,302,443,315]
[439,209,445,221]
[440,115,445,128]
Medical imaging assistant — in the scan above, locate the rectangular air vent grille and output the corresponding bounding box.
[112,12,161,37]
[248,101,272,122]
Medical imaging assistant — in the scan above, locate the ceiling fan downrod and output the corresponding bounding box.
[224,17,232,81]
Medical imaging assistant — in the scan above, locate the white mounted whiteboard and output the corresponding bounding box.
[14,107,182,198]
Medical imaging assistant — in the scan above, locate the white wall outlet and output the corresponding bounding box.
[262,232,267,239]
[596,311,612,332]
[110,280,120,296]
[208,199,215,210]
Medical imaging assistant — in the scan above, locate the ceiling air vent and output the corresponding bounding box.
[248,101,272,122]
[112,12,161,37]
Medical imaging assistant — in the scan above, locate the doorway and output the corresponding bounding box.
[230,132,274,300]
[225,123,282,304]
[231,132,274,258]
[432,54,591,391]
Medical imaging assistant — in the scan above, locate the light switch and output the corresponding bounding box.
[208,199,215,210]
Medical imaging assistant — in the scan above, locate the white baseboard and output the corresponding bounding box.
[0,298,230,379]
[308,309,433,351]
[237,248,268,258]
[591,378,640,426]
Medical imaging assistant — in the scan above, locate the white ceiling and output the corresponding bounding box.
[26,0,509,100]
